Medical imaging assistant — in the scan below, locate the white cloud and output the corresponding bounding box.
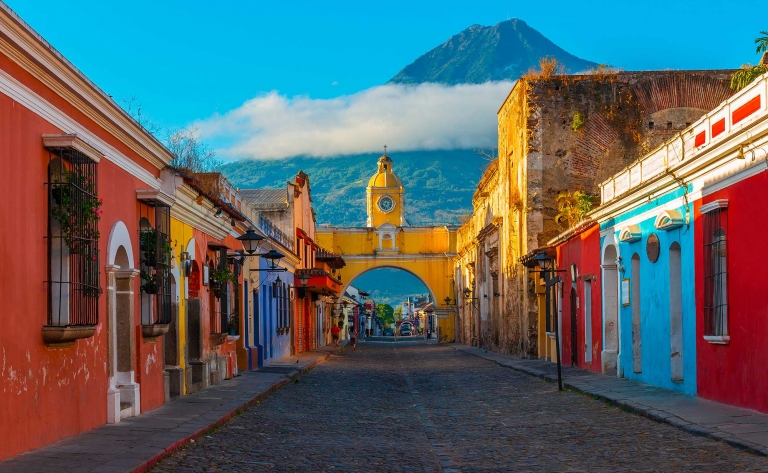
[195,81,515,160]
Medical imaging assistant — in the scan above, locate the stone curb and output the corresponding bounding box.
[451,344,768,458]
[132,346,344,473]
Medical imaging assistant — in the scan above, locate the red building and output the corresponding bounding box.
[551,221,604,373]
[0,6,177,460]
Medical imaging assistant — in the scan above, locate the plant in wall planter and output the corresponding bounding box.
[228,313,239,336]
[140,269,160,294]
[209,265,236,299]
[139,228,172,268]
[50,168,103,255]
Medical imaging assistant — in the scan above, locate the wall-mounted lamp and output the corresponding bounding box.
[214,207,223,218]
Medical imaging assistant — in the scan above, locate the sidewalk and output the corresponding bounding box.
[453,344,768,457]
[0,344,344,473]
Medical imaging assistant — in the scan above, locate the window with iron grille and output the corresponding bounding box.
[703,202,728,337]
[139,203,172,326]
[47,148,101,327]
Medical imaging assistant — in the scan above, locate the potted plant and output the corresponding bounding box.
[139,228,173,268]
[228,313,239,336]
[49,168,103,255]
[209,265,236,299]
[140,269,160,294]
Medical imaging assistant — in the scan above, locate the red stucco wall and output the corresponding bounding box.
[556,225,603,373]
[695,170,768,412]
[0,48,167,459]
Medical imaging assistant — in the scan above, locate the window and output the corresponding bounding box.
[47,146,101,329]
[703,201,728,339]
[138,203,172,327]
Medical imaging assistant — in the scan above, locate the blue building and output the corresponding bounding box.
[594,174,697,395]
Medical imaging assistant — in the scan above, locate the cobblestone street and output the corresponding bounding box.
[152,340,768,472]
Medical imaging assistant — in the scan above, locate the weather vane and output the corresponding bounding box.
[384,144,387,155]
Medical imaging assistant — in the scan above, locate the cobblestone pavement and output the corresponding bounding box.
[152,339,768,472]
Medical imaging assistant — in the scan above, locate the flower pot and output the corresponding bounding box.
[212,284,221,299]
[142,251,157,268]
[143,282,159,294]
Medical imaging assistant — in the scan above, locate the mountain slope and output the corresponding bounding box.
[389,18,597,85]
[221,149,488,226]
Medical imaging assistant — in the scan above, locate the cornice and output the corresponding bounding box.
[0,6,173,170]
[170,183,231,241]
[0,67,159,187]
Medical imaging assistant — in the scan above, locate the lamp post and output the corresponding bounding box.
[531,252,564,391]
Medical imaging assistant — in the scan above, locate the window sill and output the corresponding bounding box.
[142,324,169,340]
[704,335,730,345]
[42,325,96,348]
[546,331,557,339]
[209,332,228,347]
[227,335,240,342]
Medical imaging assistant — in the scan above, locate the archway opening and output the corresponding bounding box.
[342,267,434,339]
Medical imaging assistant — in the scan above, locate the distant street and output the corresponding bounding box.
[152,339,768,472]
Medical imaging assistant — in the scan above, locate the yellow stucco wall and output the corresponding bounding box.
[170,217,190,393]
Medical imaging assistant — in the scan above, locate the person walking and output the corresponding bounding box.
[349,330,357,350]
[331,323,341,347]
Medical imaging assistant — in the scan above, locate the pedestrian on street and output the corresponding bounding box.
[349,331,357,350]
[331,323,341,347]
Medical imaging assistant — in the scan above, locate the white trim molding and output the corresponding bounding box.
[42,133,102,163]
[619,225,642,243]
[704,335,730,345]
[700,199,729,214]
[654,210,685,230]
[136,189,176,207]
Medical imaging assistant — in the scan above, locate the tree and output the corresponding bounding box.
[166,127,223,173]
[555,190,597,228]
[731,31,768,91]
[377,303,395,327]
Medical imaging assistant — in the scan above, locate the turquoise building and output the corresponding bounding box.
[595,185,697,395]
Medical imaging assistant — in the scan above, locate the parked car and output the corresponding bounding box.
[399,323,412,336]
[384,328,394,336]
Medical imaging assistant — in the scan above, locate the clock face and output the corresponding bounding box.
[378,196,395,212]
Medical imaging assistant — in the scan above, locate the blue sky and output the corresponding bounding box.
[6,0,766,158]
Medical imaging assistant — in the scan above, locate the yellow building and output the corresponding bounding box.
[316,153,458,341]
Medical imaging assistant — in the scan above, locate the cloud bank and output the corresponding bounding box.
[196,81,515,160]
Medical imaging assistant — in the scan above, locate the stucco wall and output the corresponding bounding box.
[605,192,697,395]
[696,171,768,411]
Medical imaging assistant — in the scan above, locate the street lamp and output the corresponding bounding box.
[236,227,264,255]
[296,272,311,287]
[530,251,564,391]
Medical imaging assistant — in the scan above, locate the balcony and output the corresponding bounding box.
[296,268,342,295]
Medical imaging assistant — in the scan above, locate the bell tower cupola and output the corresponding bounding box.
[366,150,405,228]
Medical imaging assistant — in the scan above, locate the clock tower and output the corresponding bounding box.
[366,152,405,228]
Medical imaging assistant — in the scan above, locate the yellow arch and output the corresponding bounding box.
[316,225,458,341]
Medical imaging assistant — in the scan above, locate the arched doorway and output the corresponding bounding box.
[570,287,578,366]
[164,270,182,400]
[601,244,619,375]
[105,221,140,424]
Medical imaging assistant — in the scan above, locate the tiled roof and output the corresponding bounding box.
[240,189,288,209]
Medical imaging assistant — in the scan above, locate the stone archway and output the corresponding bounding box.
[105,221,140,424]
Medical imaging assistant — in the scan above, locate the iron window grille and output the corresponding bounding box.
[139,202,172,326]
[227,258,241,335]
[273,279,291,331]
[46,148,101,327]
[209,248,234,335]
[703,206,728,336]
